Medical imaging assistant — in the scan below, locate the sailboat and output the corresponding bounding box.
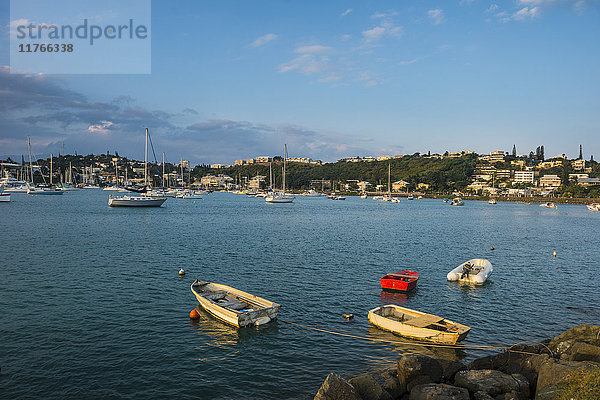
[265,144,294,203]
[108,128,167,207]
[383,163,398,202]
[26,140,63,195]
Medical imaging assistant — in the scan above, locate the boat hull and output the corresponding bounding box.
[368,305,470,345]
[108,196,166,207]
[0,193,10,202]
[380,271,419,292]
[447,258,493,284]
[191,280,280,327]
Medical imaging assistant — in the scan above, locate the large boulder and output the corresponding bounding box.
[437,359,467,382]
[454,369,529,398]
[548,324,600,357]
[535,358,600,396]
[314,373,362,400]
[560,341,600,362]
[408,383,469,400]
[349,373,393,400]
[468,352,545,395]
[397,356,443,388]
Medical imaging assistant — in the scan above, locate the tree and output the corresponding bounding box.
[512,144,517,157]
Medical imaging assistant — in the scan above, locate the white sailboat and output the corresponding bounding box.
[266,144,294,203]
[108,128,167,207]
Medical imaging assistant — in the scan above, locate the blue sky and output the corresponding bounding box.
[1,0,599,164]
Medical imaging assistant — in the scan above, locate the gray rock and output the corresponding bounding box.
[406,376,434,392]
[535,384,560,400]
[474,391,495,400]
[469,351,546,394]
[349,373,393,400]
[535,358,600,396]
[397,356,443,384]
[454,369,529,398]
[408,383,469,400]
[548,324,600,356]
[561,341,600,362]
[314,373,362,400]
[437,359,467,381]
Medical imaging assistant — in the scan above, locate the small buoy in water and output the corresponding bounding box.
[490,247,495,251]
[179,268,185,276]
[342,313,354,321]
[553,251,557,258]
[189,308,200,320]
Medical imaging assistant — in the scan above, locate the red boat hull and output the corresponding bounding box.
[380,271,419,292]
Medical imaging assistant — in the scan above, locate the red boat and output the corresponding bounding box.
[380,271,419,292]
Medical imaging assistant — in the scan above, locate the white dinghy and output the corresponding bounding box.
[447,258,493,285]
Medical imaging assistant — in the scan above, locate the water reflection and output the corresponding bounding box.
[366,326,467,361]
[378,290,416,304]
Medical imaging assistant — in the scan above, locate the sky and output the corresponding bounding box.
[1,0,599,165]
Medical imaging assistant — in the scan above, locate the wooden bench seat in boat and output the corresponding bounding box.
[404,314,445,328]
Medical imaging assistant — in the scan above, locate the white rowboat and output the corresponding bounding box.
[191,280,280,327]
[368,305,470,344]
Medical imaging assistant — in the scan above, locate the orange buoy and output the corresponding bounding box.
[189,308,200,320]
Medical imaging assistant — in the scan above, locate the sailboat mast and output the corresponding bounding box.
[27,136,33,184]
[50,153,53,185]
[283,144,287,193]
[144,128,148,187]
[269,162,273,190]
[388,163,391,196]
[162,152,165,189]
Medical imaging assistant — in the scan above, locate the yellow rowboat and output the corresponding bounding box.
[368,305,470,345]
[191,280,280,327]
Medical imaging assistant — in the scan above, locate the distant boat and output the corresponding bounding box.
[302,189,322,197]
[488,198,497,204]
[587,203,599,211]
[108,195,166,207]
[447,258,493,285]
[368,305,470,344]
[450,198,464,206]
[191,280,280,327]
[417,195,423,199]
[380,271,419,292]
[0,192,10,202]
[27,187,64,195]
[266,144,294,204]
[540,202,556,209]
[360,192,368,199]
[442,199,449,203]
[407,195,414,200]
[331,195,346,200]
[107,128,166,208]
[391,197,400,203]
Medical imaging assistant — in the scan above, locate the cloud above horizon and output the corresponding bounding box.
[0,67,386,164]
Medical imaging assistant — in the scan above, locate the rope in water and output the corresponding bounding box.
[279,318,545,356]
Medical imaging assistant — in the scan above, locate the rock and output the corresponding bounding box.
[349,373,393,400]
[535,358,600,396]
[534,384,561,400]
[500,391,520,400]
[380,367,406,399]
[406,376,433,392]
[314,373,362,400]
[548,324,600,356]
[454,369,529,398]
[397,356,443,386]
[469,351,546,394]
[437,359,467,382]
[474,391,495,400]
[408,383,469,400]
[561,341,600,362]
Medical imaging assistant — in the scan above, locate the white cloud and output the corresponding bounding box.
[427,9,445,25]
[278,54,330,75]
[250,33,278,47]
[8,18,29,28]
[371,11,398,19]
[511,6,542,21]
[362,21,403,42]
[340,8,352,17]
[294,45,332,54]
[486,4,500,13]
[88,121,114,134]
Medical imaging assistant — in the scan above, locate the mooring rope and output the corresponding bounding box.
[279,318,545,356]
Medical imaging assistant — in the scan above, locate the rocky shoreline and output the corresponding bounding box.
[313,324,600,400]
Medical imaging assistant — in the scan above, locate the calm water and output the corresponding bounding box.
[1,191,599,399]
